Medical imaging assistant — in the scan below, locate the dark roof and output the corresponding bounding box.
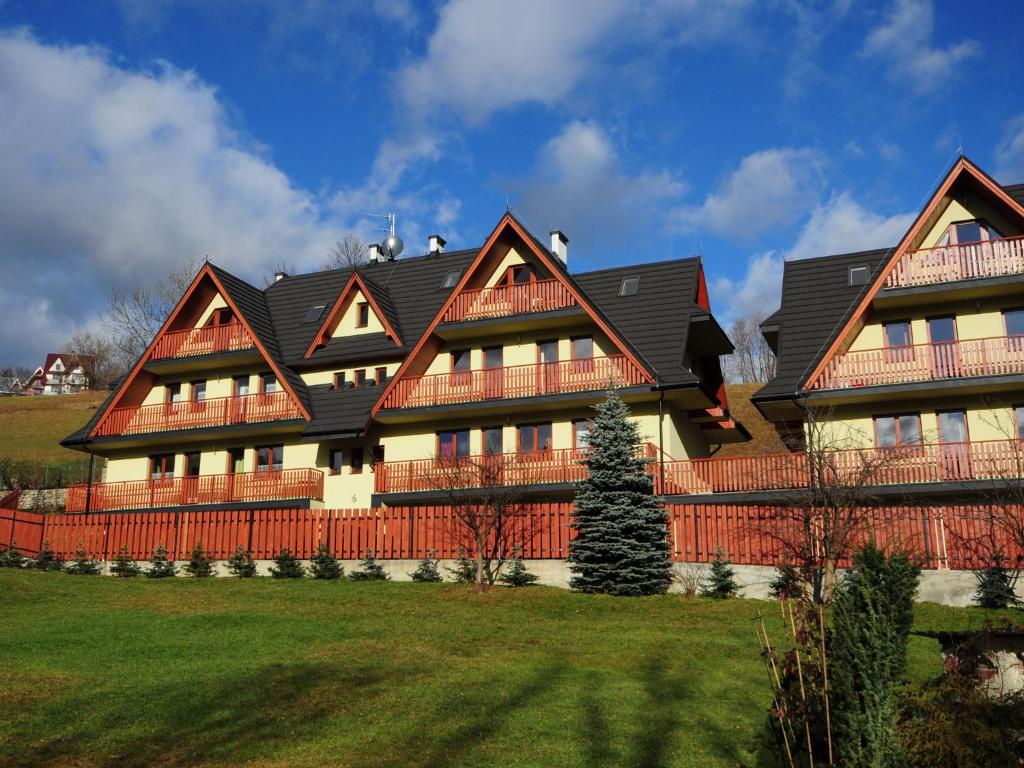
[754,248,891,401]
[1004,182,1024,207]
[303,384,387,436]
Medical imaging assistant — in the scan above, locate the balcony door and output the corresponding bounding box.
[937,410,971,481]
[227,447,245,501]
[537,340,559,394]
[482,427,504,484]
[927,316,960,378]
[183,451,201,504]
[483,347,503,399]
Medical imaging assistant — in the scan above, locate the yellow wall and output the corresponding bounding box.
[140,368,275,406]
[193,293,228,328]
[301,361,402,387]
[421,330,614,376]
[329,289,385,338]
[848,296,1017,352]
[919,196,1021,250]
[482,247,531,288]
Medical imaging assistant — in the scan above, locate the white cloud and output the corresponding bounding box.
[510,121,685,258]
[673,148,826,240]
[711,251,784,324]
[861,0,978,93]
[994,113,1024,183]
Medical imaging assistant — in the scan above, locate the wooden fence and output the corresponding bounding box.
[3,503,1020,571]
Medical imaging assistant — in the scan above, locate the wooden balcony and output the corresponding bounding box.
[441,279,576,323]
[93,392,303,437]
[375,443,659,494]
[811,336,1024,390]
[379,355,648,410]
[65,468,324,512]
[150,322,256,360]
[885,236,1024,289]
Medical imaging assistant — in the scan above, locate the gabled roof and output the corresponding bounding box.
[304,270,404,357]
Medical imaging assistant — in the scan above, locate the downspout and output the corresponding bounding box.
[84,449,95,515]
[657,389,665,494]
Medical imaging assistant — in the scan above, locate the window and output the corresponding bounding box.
[207,307,235,326]
[441,270,461,289]
[518,423,553,455]
[354,369,367,387]
[166,382,182,405]
[848,266,869,286]
[937,409,969,445]
[191,380,207,402]
[438,429,470,459]
[1015,405,1024,441]
[537,340,559,392]
[351,446,364,474]
[184,451,201,477]
[451,349,471,385]
[619,276,640,296]
[937,219,1002,246]
[149,454,175,481]
[256,445,284,472]
[1005,309,1024,338]
[303,304,326,323]
[332,371,345,390]
[329,448,344,475]
[227,448,245,475]
[573,420,591,450]
[927,316,957,344]
[233,375,250,397]
[375,367,387,386]
[260,374,278,394]
[356,302,370,328]
[571,336,594,373]
[371,445,385,465]
[483,427,503,456]
[883,320,913,362]
[874,414,922,449]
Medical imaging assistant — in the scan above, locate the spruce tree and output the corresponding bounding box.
[700,548,740,599]
[0,544,26,568]
[183,542,215,577]
[769,560,802,600]
[146,544,177,578]
[568,393,672,596]
[65,547,101,575]
[270,548,305,578]
[32,543,63,571]
[110,547,142,577]
[309,544,343,580]
[498,554,538,587]
[446,550,477,583]
[349,551,390,581]
[973,553,1020,609]
[227,546,257,577]
[411,552,443,582]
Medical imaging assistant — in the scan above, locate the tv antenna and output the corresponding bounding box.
[364,212,404,260]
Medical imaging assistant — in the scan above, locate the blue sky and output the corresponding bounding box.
[2,0,1023,366]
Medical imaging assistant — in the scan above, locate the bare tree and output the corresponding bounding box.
[320,234,368,271]
[724,313,776,384]
[106,256,200,370]
[65,331,120,387]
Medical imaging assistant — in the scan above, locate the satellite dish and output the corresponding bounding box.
[382,234,404,259]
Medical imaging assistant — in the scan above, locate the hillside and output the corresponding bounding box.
[0,392,106,463]
[718,383,787,457]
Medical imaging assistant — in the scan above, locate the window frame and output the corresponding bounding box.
[227,447,245,475]
[450,348,472,386]
[848,266,869,287]
[882,319,914,363]
[437,429,470,460]
[233,375,250,398]
[482,426,504,456]
[165,382,182,406]
[571,335,595,374]
[936,408,971,446]
[149,453,175,482]
[355,301,370,328]
[517,422,553,456]
[260,374,278,395]
[375,367,387,386]
[256,445,284,473]
[1014,405,1024,442]
[190,379,207,403]
[328,448,344,476]
[184,451,201,478]
[332,371,346,390]
[573,419,591,451]
[350,446,364,474]
[618,276,640,296]
[302,304,326,324]
[441,270,461,289]
[354,369,367,388]
[872,413,923,452]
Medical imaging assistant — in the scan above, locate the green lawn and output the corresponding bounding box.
[0,571,1009,768]
[0,392,106,463]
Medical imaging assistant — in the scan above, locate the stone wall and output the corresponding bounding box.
[17,488,67,512]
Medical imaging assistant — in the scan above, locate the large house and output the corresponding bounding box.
[753,156,1024,498]
[62,213,747,512]
[27,353,94,396]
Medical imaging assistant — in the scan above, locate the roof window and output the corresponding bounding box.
[441,270,461,289]
[303,304,326,323]
[619,276,640,296]
[848,266,868,287]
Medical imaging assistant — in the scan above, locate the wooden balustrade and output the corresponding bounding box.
[885,235,1024,288]
[441,278,576,323]
[380,355,648,410]
[65,468,324,512]
[150,323,256,360]
[812,336,1024,390]
[94,392,302,437]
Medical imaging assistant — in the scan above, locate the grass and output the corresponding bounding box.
[0,571,1013,767]
[0,392,106,463]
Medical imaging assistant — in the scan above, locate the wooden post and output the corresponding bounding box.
[102,511,112,562]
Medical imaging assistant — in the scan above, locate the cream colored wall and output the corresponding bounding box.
[482,247,529,288]
[848,296,1016,351]
[421,330,614,375]
[139,370,271,406]
[193,294,228,328]
[301,361,402,387]
[919,197,1021,250]
[104,455,155,483]
[330,289,384,338]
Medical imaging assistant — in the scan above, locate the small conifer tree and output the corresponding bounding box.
[110,547,142,577]
[270,548,305,579]
[349,550,389,581]
[65,546,101,575]
[146,543,177,578]
[309,543,343,580]
[32,543,63,571]
[411,551,443,582]
[568,393,672,596]
[183,542,215,577]
[446,550,477,583]
[0,544,26,568]
[498,550,538,587]
[973,552,1020,609]
[769,560,803,600]
[227,546,257,578]
[700,548,740,599]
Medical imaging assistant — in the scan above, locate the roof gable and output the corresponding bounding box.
[304,271,403,357]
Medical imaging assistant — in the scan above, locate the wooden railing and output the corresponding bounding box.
[93,392,302,437]
[380,355,648,410]
[885,235,1024,288]
[65,468,324,512]
[811,336,1024,390]
[441,279,576,323]
[150,323,256,360]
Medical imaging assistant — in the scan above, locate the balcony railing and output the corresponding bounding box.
[150,322,256,360]
[375,443,659,494]
[65,468,324,512]
[93,392,303,437]
[441,279,576,323]
[885,236,1024,289]
[811,336,1024,390]
[380,355,648,410]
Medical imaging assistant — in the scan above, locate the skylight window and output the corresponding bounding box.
[619,276,640,296]
[303,304,326,323]
[848,266,868,287]
[441,270,461,289]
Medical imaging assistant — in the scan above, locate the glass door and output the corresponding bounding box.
[483,347,503,399]
[937,410,970,480]
[537,340,559,394]
[927,316,959,379]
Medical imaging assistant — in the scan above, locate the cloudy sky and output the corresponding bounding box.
[1,0,1022,366]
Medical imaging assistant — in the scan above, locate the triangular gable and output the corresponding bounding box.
[304,271,403,357]
[369,212,656,420]
[803,156,1024,391]
[90,263,310,438]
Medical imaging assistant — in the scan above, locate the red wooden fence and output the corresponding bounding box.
[4,503,1020,571]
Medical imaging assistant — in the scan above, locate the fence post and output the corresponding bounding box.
[102,511,112,562]
[173,510,182,561]
[247,508,255,555]
[8,508,16,550]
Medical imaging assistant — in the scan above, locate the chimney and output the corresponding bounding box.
[273,269,288,282]
[428,234,446,255]
[368,243,383,264]
[549,230,568,265]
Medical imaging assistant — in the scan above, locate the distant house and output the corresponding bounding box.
[26,353,94,396]
[0,376,24,396]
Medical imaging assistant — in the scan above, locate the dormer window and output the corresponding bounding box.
[848,266,868,286]
[303,304,325,323]
[441,270,461,289]
[619,276,640,296]
[936,219,1002,247]
[356,302,369,328]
